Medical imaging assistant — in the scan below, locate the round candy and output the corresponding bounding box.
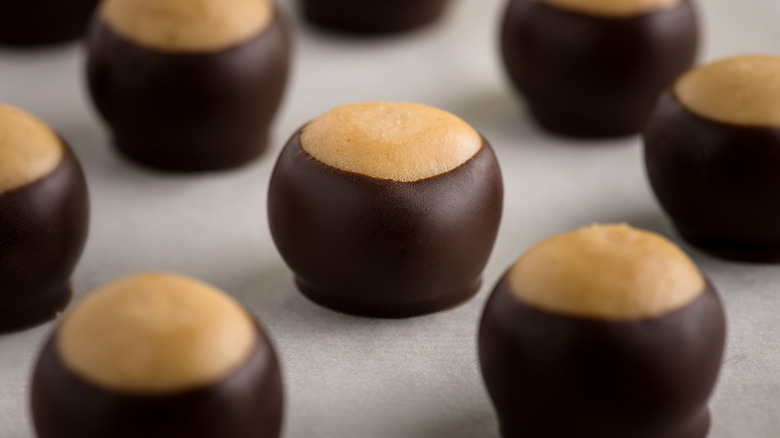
[0,0,100,47]
[268,101,503,317]
[479,224,726,438]
[501,0,699,137]
[0,104,89,333]
[32,272,284,438]
[87,0,291,172]
[645,55,780,261]
[300,0,451,34]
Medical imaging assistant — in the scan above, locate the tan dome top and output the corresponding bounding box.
[0,104,63,193]
[101,0,274,52]
[300,102,483,183]
[541,0,683,17]
[507,224,706,320]
[675,55,780,127]
[58,272,258,394]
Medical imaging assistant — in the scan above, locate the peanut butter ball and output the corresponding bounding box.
[32,272,284,438]
[268,102,504,317]
[0,104,89,333]
[301,0,451,35]
[479,224,726,438]
[645,55,780,261]
[0,0,100,47]
[87,0,291,171]
[501,0,699,137]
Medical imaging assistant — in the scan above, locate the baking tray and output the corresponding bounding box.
[0,1,778,437]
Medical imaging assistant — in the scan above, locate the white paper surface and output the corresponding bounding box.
[0,1,778,437]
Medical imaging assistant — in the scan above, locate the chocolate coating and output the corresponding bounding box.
[479,276,726,438]
[0,0,100,47]
[268,131,503,318]
[86,11,290,172]
[645,92,780,261]
[301,0,450,34]
[32,327,283,438]
[0,143,89,333]
[500,0,698,137]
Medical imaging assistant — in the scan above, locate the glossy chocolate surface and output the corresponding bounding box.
[479,276,725,438]
[0,0,100,47]
[86,13,290,172]
[32,326,283,438]
[0,143,89,333]
[500,0,698,138]
[268,131,503,318]
[301,0,450,34]
[645,92,780,262]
